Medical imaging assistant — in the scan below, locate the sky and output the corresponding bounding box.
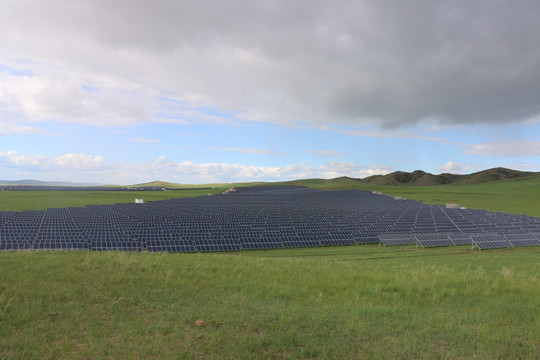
[1,0,540,185]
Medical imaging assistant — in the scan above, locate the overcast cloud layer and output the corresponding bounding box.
[3,0,540,129]
[1,1,539,183]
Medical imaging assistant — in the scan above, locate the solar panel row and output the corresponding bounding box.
[384,231,540,250]
[1,186,540,252]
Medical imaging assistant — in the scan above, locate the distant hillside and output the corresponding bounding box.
[130,181,185,188]
[129,181,215,190]
[132,168,538,190]
[361,167,537,186]
[0,179,102,186]
[7,167,537,190]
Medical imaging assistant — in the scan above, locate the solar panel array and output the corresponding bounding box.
[0,185,211,191]
[470,233,511,250]
[1,186,540,252]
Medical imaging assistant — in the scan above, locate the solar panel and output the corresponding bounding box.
[282,234,320,248]
[355,231,380,244]
[146,238,196,252]
[415,233,454,248]
[193,238,241,252]
[239,233,283,250]
[471,233,512,250]
[504,233,540,248]
[320,237,355,246]
[448,233,473,246]
[0,241,32,250]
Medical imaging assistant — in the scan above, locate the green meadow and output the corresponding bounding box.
[371,177,540,217]
[1,246,539,359]
[287,176,540,217]
[0,188,225,212]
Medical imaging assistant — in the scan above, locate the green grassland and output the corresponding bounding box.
[1,245,539,359]
[371,176,540,217]
[0,188,226,212]
[287,176,540,217]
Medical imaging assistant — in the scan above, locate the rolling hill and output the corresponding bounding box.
[4,168,537,191]
[129,180,191,188]
[129,167,539,190]
[0,179,103,186]
[360,167,538,186]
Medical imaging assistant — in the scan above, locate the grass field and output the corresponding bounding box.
[1,245,539,359]
[0,188,225,212]
[371,176,540,218]
[288,176,540,217]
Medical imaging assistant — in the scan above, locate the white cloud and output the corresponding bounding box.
[2,73,86,121]
[0,151,104,171]
[464,141,540,157]
[0,70,154,127]
[314,163,391,179]
[208,147,283,155]
[55,154,104,170]
[0,151,390,184]
[0,123,51,136]
[130,138,161,143]
[123,158,391,184]
[0,67,232,128]
[437,161,471,174]
[309,150,344,157]
[524,115,540,125]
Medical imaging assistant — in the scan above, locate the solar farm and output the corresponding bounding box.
[2,185,540,359]
[2,186,540,252]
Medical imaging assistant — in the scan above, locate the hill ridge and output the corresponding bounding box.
[3,168,538,189]
[360,167,537,186]
[0,179,103,186]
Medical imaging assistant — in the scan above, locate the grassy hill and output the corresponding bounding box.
[362,167,537,186]
[129,180,184,188]
[129,168,538,189]
[127,181,214,189]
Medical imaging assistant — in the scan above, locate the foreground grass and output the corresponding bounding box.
[1,246,539,359]
[0,188,225,211]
